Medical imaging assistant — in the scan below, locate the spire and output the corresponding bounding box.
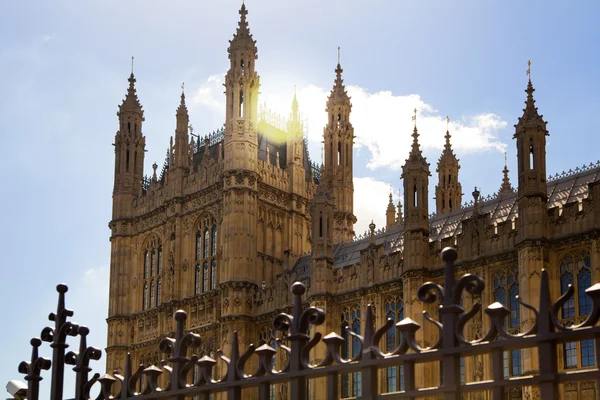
[228,2,256,55]
[515,61,547,135]
[387,189,395,211]
[119,71,143,115]
[177,83,188,116]
[499,152,514,195]
[396,197,403,222]
[386,188,396,230]
[327,47,350,107]
[438,116,459,166]
[408,108,426,163]
[291,85,299,120]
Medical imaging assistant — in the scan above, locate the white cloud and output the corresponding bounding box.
[41,33,55,44]
[353,177,401,235]
[260,83,508,171]
[193,73,226,110]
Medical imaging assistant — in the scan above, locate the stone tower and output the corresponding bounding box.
[435,124,462,213]
[112,72,145,221]
[515,76,549,241]
[402,115,431,270]
[220,2,261,350]
[322,55,356,243]
[109,72,145,319]
[514,71,550,394]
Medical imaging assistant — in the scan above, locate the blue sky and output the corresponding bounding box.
[1,0,599,395]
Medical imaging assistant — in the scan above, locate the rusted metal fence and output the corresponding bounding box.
[13,248,600,399]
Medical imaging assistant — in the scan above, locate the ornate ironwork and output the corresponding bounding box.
[11,249,600,399]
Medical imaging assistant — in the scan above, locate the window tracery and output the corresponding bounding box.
[194,215,218,295]
[142,237,162,311]
[341,304,361,398]
[492,266,521,377]
[559,250,594,369]
[384,297,404,393]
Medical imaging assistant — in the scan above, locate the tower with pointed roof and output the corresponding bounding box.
[322,52,356,243]
[112,71,146,220]
[402,113,431,242]
[435,123,462,214]
[515,70,549,240]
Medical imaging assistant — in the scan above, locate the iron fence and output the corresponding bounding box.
[13,247,600,399]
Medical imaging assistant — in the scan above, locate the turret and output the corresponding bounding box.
[435,118,462,213]
[514,63,549,241]
[173,86,190,170]
[402,110,431,271]
[223,2,260,172]
[386,190,396,230]
[113,67,146,219]
[322,48,356,243]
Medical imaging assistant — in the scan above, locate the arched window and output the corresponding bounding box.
[341,304,361,398]
[149,281,155,308]
[529,140,534,169]
[157,246,162,275]
[211,260,217,290]
[196,232,201,261]
[195,216,218,295]
[337,142,342,166]
[142,283,148,311]
[142,237,162,310]
[203,228,209,259]
[203,263,209,293]
[126,150,130,172]
[195,266,202,295]
[560,250,594,369]
[413,184,418,208]
[156,279,161,306]
[143,251,149,279]
[493,267,521,377]
[384,298,404,393]
[211,225,217,256]
[239,90,244,117]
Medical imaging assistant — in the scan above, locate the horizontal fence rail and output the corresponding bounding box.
[11,247,600,399]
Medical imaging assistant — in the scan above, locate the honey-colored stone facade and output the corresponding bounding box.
[107,5,599,399]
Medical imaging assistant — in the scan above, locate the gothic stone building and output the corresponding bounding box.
[106,4,600,399]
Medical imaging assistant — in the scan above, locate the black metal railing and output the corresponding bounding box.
[12,248,600,399]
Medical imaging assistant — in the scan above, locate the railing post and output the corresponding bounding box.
[360,305,378,399]
[440,248,460,400]
[536,270,557,400]
[41,284,78,400]
[327,371,339,399]
[403,360,415,400]
[490,347,504,400]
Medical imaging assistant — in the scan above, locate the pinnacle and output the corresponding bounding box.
[514,77,547,134]
[438,129,458,167]
[408,126,425,162]
[177,90,188,116]
[327,61,350,107]
[498,157,514,196]
[119,72,143,114]
[386,191,395,212]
